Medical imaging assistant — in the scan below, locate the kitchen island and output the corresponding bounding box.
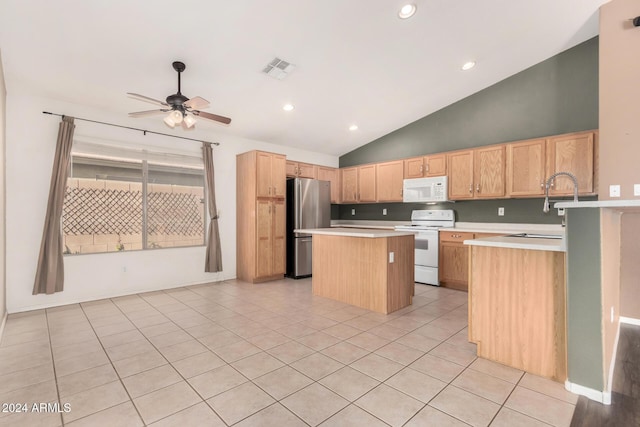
[296,228,415,314]
[465,234,567,382]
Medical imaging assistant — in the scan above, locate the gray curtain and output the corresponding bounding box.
[203,142,222,272]
[33,116,75,295]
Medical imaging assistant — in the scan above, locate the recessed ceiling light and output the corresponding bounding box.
[462,61,476,71]
[283,104,294,111]
[398,4,417,19]
[349,125,358,131]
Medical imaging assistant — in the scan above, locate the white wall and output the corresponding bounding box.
[0,51,6,325]
[5,91,338,313]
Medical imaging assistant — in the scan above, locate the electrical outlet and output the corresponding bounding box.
[382,208,387,216]
[498,207,505,216]
[389,252,394,263]
[610,185,621,198]
[351,209,356,216]
[558,208,565,216]
[635,184,640,196]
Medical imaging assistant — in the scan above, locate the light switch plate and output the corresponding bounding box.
[351,209,356,215]
[383,208,387,216]
[610,185,621,198]
[498,207,504,216]
[635,184,640,196]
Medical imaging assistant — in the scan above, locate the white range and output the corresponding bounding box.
[394,209,455,286]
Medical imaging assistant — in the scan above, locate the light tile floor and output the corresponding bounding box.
[0,279,578,426]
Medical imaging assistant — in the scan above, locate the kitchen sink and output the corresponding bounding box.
[507,233,563,239]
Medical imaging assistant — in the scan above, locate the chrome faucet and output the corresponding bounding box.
[543,172,578,213]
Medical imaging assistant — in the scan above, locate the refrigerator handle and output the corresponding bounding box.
[295,179,303,228]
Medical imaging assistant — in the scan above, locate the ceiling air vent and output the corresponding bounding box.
[262,57,296,80]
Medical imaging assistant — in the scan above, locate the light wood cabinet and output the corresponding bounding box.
[286,161,317,179]
[507,138,546,197]
[376,160,404,202]
[469,245,566,382]
[317,166,340,204]
[257,152,286,198]
[447,151,475,200]
[546,131,595,196]
[439,231,475,290]
[403,154,447,179]
[439,231,505,291]
[448,146,506,200]
[340,167,358,203]
[237,150,286,283]
[358,165,377,202]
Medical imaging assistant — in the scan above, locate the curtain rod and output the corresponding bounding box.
[42,111,220,146]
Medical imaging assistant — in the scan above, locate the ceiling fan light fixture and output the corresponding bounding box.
[171,110,183,124]
[164,114,176,128]
[398,4,417,19]
[183,114,196,128]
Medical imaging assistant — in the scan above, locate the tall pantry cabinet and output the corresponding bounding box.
[237,151,287,283]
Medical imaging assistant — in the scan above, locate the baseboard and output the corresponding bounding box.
[0,311,7,346]
[620,316,640,326]
[565,380,612,405]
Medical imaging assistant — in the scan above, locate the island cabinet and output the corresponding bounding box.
[376,160,404,202]
[286,161,317,179]
[546,130,596,196]
[507,138,546,197]
[468,245,567,382]
[317,166,340,203]
[447,146,506,200]
[309,230,414,314]
[403,154,447,179]
[237,150,286,283]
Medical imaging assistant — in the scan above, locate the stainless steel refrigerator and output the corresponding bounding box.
[286,178,332,279]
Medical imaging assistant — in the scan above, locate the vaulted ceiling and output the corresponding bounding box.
[0,0,607,156]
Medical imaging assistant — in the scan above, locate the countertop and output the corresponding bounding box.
[555,200,640,209]
[464,235,566,252]
[296,227,416,238]
[331,220,565,235]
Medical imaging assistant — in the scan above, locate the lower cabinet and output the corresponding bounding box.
[255,199,285,279]
[439,232,504,291]
[439,232,475,291]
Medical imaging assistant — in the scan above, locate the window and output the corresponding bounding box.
[62,143,205,255]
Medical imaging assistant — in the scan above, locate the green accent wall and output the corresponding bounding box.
[566,208,603,391]
[336,37,598,224]
[338,197,597,224]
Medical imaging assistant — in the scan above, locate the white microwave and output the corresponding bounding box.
[403,176,449,203]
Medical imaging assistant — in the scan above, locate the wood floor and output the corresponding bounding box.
[570,323,640,426]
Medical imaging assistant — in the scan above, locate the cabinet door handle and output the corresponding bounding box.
[420,165,424,173]
[551,180,555,188]
[540,182,545,188]
[476,184,480,193]
[268,205,271,214]
[469,184,473,193]
[268,187,271,195]
[273,186,276,195]
[425,163,429,173]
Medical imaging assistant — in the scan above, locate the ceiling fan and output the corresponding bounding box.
[128,61,231,129]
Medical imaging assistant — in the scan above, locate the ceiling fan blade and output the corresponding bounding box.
[127,92,169,107]
[193,110,232,125]
[183,96,210,110]
[128,109,168,117]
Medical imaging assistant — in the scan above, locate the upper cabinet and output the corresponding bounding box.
[286,161,317,179]
[546,131,595,196]
[448,146,506,200]
[317,166,340,204]
[507,139,546,197]
[403,154,446,179]
[358,164,377,202]
[376,160,404,202]
[256,151,286,198]
[340,167,358,203]
[340,164,377,203]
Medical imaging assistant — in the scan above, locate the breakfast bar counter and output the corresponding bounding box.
[296,228,415,314]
